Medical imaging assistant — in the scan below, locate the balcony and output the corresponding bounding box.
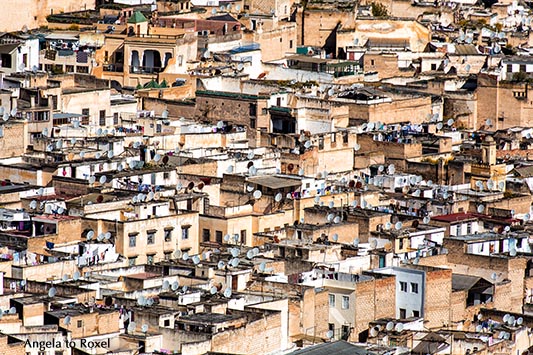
[130,66,164,74]
[103,63,124,73]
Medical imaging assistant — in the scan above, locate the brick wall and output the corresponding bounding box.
[424,268,452,328]
[0,333,24,355]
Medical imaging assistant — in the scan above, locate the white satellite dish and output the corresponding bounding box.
[423,216,430,224]
[64,315,71,325]
[253,190,262,199]
[99,175,107,184]
[477,205,485,213]
[333,216,341,224]
[104,232,111,240]
[30,200,37,209]
[226,165,234,174]
[95,152,102,159]
[48,287,57,297]
[274,193,282,202]
[141,324,149,333]
[87,230,94,240]
[218,260,225,269]
[353,238,359,247]
[332,233,338,242]
[395,222,403,230]
[387,164,396,174]
[304,141,312,149]
[298,168,305,176]
[171,281,179,290]
[154,154,161,162]
[192,255,201,265]
[395,323,404,332]
[259,262,266,272]
[386,322,394,331]
[223,288,232,298]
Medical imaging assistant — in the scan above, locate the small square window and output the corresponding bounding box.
[400,281,407,292]
[342,295,349,309]
[329,294,335,307]
[411,282,419,294]
[77,320,83,328]
[147,232,155,244]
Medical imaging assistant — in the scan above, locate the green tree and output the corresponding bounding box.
[371,2,389,17]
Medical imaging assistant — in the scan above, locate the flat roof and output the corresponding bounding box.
[247,175,302,189]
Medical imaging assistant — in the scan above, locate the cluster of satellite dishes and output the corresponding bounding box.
[369,321,405,335]
[136,295,155,307]
[0,306,18,318]
[96,128,116,137]
[474,179,505,192]
[130,191,161,205]
[126,319,150,334]
[435,119,455,131]
[85,229,113,242]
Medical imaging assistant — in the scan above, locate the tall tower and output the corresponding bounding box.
[481,135,496,165]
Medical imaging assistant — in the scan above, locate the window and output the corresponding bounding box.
[147,254,154,264]
[128,257,137,266]
[413,310,420,317]
[342,295,349,309]
[113,112,119,125]
[216,230,223,243]
[399,308,406,319]
[399,281,407,292]
[318,136,324,150]
[164,319,170,327]
[250,117,256,129]
[164,229,172,242]
[77,320,83,328]
[343,131,349,144]
[147,232,155,244]
[240,230,247,245]
[411,282,419,294]
[466,223,472,235]
[329,294,335,307]
[202,229,210,242]
[431,63,437,70]
[178,55,183,66]
[399,238,404,249]
[517,238,523,248]
[129,235,136,247]
[164,252,171,260]
[1,54,12,68]
[276,97,282,106]
[370,59,375,66]
[99,110,106,126]
[82,108,89,118]
[331,132,336,143]
[181,226,190,240]
[249,103,257,116]
[52,95,58,110]
[290,40,293,49]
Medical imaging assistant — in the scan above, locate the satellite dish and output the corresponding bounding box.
[258,262,267,272]
[332,233,338,242]
[387,164,396,174]
[503,314,510,322]
[162,280,170,290]
[333,216,341,224]
[64,315,72,325]
[386,322,394,331]
[517,317,524,325]
[246,250,254,259]
[304,141,312,149]
[171,281,179,290]
[247,151,254,160]
[162,110,169,119]
[423,216,430,224]
[48,287,57,297]
[226,165,234,174]
[253,190,262,199]
[224,234,230,242]
[30,200,37,209]
[86,230,94,240]
[354,143,361,151]
[327,213,334,222]
[477,205,485,213]
[231,258,240,267]
[141,324,149,333]
[274,193,282,202]
[137,296,146,306]
[328,201,334,208]
[99,175,107,184]
[524,213,530,222]
[298,168,305,176]
[352,238,359,247]
[370,239,378,249]
[436,122,443,130]
[218,260,226,269]
[231,248,240,257]
[498,181,505,190]
[395,323,404,332]
[476,325,483,332]
[395,222,403,230]
[223,288,232,298]
[182,252,189,261]
[326,330,334,339]
[95,152,102,159]
[192,255,201,265]
[154,154,161,162]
